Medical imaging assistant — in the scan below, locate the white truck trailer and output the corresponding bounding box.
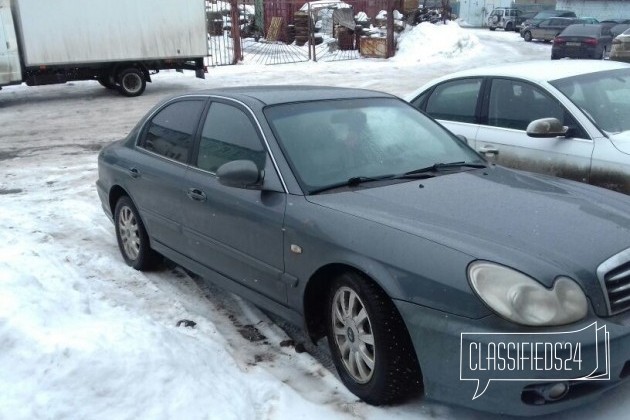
[0,0,208,96]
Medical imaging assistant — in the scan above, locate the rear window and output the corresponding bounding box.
[561,24,600,36]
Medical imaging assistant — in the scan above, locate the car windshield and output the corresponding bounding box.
[550,69,630,134]
[264,98,483,194]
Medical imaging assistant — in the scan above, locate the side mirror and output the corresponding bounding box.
[217,160,263,189]
[526,118,568,138]
[455,134,469,145]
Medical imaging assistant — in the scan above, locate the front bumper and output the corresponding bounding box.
[394,299,630,415]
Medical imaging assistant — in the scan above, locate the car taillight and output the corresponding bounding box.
[584,38,598,46]
[553,37,566,45]
[613,39,622,45]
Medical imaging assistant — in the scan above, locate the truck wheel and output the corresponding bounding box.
[505,22,513,31]
[117,68,146,97]
[326,271,422,405]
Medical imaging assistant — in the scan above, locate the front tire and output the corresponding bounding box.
[114,196,160,270]
[117,68,146,97]
[505,22,513,31]
[523,31,532,42]
[326,272,421,405]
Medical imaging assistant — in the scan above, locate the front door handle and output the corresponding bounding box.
[478,146,499,156]
[187,188,207,202]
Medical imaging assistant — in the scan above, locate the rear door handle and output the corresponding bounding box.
[478,146,499,156]
[128,167,140,178]
[187,188,207,202]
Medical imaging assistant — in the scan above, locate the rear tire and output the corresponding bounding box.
[114,196,160,270]
[489,27,496,31]
[326,271,422,405]
[117,68,146,97]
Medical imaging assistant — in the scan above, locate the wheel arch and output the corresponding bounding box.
[302,261,407,343]
[113,62,151,83]
[108,184,131,217]
[303,261,425,401]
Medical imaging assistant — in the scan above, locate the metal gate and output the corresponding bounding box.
[205,0,404,66]
[206,1,243,66]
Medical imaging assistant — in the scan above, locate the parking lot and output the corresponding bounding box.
[4,26,629,419]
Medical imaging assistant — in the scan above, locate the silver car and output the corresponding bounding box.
[521,17,578,41]
[406,60,630,194]
[611,27,630,63]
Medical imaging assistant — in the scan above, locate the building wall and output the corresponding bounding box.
[556,0,630,19]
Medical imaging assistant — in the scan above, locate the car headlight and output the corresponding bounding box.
[468,261,588,326]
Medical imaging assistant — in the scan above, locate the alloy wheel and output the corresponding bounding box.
[331,286,376,383]
[118,205,140,260]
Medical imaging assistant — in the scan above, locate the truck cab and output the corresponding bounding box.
[0,0,22,86]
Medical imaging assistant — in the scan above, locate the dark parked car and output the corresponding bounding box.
[611,23,630,37]
[520,9,577,29]
[515,11,537,31]
[601,19,630,24]
[98,86,630,415]
[552,24,613,59]
[521,17,578,42]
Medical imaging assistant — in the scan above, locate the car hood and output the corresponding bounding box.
[306,167,630,287]
[609,131,630,155]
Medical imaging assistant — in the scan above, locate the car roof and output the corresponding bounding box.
[424,60,630,83]
[405,60,630,101]
[181,85,393,106]
[548,17,578,22]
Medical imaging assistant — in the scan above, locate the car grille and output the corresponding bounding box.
[598,248,630,315]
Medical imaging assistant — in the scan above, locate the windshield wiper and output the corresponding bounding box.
[307,162,483,195]
[309,174,398,195]
[404,161,486,175]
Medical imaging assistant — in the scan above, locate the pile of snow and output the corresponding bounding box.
[300,0,351,12]
[394,21,480,63]
[376,9,404,20]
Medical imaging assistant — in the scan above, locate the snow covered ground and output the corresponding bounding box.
[2,24,630,419]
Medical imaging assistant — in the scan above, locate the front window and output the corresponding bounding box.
[196,102,265,173]
[551,69,630,134]
[488,79,565,130]
[264,98,482,193]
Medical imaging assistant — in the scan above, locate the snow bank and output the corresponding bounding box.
[0,153,348,420]
[394,22,480,63]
